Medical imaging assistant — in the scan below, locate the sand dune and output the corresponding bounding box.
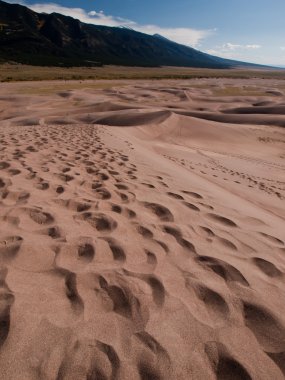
[93,109,171,127]
[222,105,285,114]
[173,110,285,127]
[0,78,284,379]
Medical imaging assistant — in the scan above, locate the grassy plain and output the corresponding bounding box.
[1,63,285,83]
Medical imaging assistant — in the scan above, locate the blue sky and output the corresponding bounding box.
[6,0,285,66]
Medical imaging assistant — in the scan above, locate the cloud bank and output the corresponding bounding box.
[206,42,262,60]
[207,42,261,55]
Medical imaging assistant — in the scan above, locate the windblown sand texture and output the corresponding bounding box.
[0,78,285,379]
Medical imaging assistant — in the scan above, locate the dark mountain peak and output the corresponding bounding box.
[153,33,172,43]
[0,0,267,68]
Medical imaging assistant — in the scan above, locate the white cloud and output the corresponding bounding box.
[222,43,241,51]
[135,25,212,47]
[206,43,285,66]
[5,1,213,47]
[245,44,261,49]
[206,42,262,60]
[205,45,265,67]
[219,43,261,51]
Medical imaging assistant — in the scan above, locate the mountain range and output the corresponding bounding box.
[0,0,267,68]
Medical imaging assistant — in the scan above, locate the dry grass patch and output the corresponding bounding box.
[17,81,126,95]
[1,64,285,82]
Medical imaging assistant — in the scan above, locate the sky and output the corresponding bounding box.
[5,0,285,66]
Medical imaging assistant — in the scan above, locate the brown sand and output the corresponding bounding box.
[0,78,284,379]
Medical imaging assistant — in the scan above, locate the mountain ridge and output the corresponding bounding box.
[0,0,269,68]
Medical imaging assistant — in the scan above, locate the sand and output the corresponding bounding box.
[0,78,284,380]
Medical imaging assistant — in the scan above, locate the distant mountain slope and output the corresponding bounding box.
[0,0,267,68]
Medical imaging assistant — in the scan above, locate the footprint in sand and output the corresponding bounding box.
[167,192,184,200]
[204,342,252,380]
[252,257,282,278]
[0,269,14,349]
[259,232,284,247]
[0,236,23,260]
[76,212,118,232]
[206,213,238,228]
[142,202,174,222]
[163,225,196,253]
